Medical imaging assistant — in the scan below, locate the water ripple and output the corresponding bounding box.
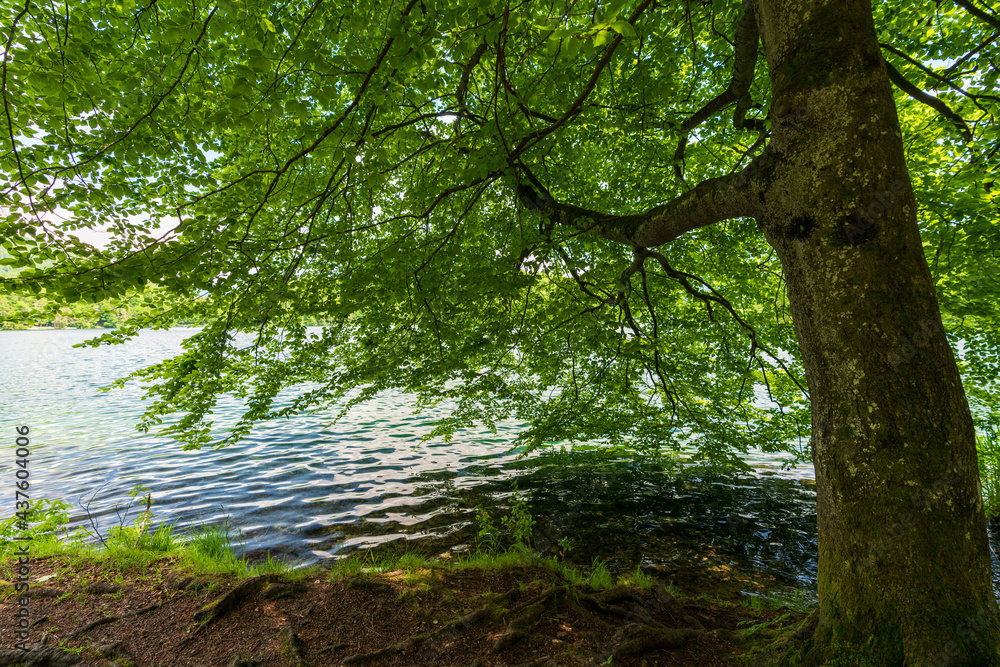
[0,327,932,596]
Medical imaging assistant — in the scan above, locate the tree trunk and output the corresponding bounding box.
[753,0,999,663]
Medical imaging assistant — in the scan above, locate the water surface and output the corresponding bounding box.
[0,327,908,598]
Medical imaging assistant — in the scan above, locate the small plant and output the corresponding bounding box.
[397,553,428,570]
[475,480,536,555]
[742,588,815,612]
[588,558,614,589]
[138,522,176,552]
[327,548,405,580]
[128,485,153,548]
[977,422,1000,520]
[501,481,535,549]
[737,611,792,638]
[618,565,653,590]
[183,514,248,575]
[0,498,85,558]
[475,505,502,555]
[101,486,178,566]
[249,552,293,577]
[80,482,151,548]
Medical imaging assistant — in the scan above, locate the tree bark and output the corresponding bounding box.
[752,0,999,663]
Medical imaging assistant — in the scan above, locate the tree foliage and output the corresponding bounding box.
[0,0,996,459]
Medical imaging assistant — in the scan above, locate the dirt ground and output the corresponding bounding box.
[0,555,805,666]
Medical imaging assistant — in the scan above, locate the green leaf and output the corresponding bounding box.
[608,21,637,38]
[562,36,582,59]
[593,30,615,48]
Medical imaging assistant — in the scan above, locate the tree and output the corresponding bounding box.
[2,0,999,661]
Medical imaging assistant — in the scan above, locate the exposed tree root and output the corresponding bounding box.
[93,641,138,667]
[163,572,212,592]
[261,582,308,601]
[368,578,724,664]
[2,554,787,667]
[16,583,124,600]
[579,588,657,625]
[342,637,416,665]
[226,657,267,667]
[277,627,307,667]
[442,604,496,633]
[31,560,752,667]
[343,590,513,664]
[26,587,63,599]
[347,579,395,593]
[610,625,705,660]
[189,575,280,637]
[492,587,564,653]
[745,608,818,663]
[0,645,81,666]
[82,583,123,595]
[62,614,117,640]
[652,582,705,630]
[63,598,171,641]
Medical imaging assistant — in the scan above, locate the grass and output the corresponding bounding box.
[1,524,663,602]
[743,588,815,613]
[322,544,666,594]
[977,424,1000,520]
[0,512,773,613]
[0,496,302,582]
[0,486,812,619]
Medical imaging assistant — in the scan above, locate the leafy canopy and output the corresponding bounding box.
[1,0,997,460]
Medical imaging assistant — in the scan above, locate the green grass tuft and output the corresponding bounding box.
[587,558,614,589]
[179,519,250,576]
[617,565,654,591]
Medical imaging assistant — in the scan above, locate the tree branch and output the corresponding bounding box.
[953,0,1000,32]
[522,162,763,248]
[880,42,1000,106]
[454,41,489,134]
[640,248,810,399]
[509,0,655,160]
[882,58,973,143]
[673,0,760,178]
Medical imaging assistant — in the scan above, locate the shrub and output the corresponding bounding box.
[976,423,1000,521]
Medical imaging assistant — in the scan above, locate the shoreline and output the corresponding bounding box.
[0,544,808,666]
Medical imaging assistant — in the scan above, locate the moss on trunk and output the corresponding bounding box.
[754,0,1000,662]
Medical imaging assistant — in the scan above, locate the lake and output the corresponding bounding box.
[1,328,992,599]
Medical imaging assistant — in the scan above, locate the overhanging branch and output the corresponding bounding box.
[880,43,1000,106]
[521,161,764,247]
[641,248,810,399]
[953,0,1000,32]
[882,58,973,143]
[673,0,761,179]
[509,0,655,160]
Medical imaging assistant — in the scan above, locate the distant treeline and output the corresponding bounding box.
[0,290,177,330]
[0,290,333,330]
[0,254,332,329]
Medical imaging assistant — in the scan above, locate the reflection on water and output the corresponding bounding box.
[0,328,989,598]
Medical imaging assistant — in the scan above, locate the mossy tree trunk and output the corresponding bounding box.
[753,0,999,662]
[541,2,1000,658]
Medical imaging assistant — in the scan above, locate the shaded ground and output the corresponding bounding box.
[0,555,805,666]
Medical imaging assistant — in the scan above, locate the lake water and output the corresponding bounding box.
[1,328,992,599]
